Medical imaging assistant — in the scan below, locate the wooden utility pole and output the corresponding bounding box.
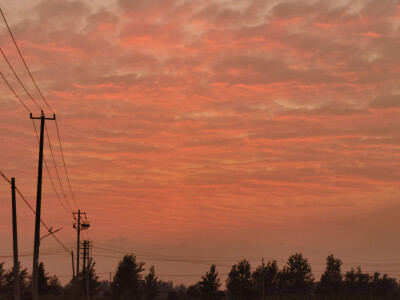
[82,240,86,293]
[31,111,55,300]
[262,257,265,300]
[73,211,90,293]
[71,251,75,279]
[11,178,20,300]
[84,240,90,299]
[76,210,81,278]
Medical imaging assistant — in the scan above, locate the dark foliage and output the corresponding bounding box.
[276,253,314,296]
[199,264,223,300]
[226,259,257,299]
[253,260,278,296]
[144,266,159,300]
[316,254,343,296]
[110,254,145,299]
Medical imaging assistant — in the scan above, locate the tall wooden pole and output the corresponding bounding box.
[31,113,45,300]
[71,251,75,279]
[30,111,55,300]
[11,178,20,300]
[77,210,81,278]
[262,257,265,300]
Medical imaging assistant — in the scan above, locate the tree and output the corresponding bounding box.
[372,272,399,298]
[144,266,159,300]
[186,284,200,299]
[317,254,343,296]
[344,267,371,296]
[226,259,256,299]
[199,264,223,299]
[2,262,30,297]
[79,257,100,297]
[252,260,278,296]
[158,280,174,299]
[111,254,145,299]
[0,262,6,294]
[277,253,314,296]
[38,262,50,295]
[47,275,63,295]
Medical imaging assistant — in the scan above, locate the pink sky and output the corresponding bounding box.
[0,0,400,286]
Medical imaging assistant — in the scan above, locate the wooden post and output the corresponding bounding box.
[11,178,20,300]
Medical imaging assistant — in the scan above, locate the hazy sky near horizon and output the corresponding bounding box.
[0,0,400,286]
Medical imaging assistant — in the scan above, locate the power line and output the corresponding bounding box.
[93,243,400,269]
[0,47,42,111]
[0,72,31,113]
[44,123,74,213]
[0,55,71,215]
[55,120,80,210]
[0,8,81,213]
[32,120,73,214]
[0,169,72,256]
[0,8,54,114]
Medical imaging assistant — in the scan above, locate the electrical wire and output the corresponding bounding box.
[32,119,73,214]
[0,72,31,113]
[0,47,42,111]
[0,8,81,213]
[0,8,54,114]
[0,44,73,215]
[55,120,80,211]
[0,169,73,256]
[45,122,74,213]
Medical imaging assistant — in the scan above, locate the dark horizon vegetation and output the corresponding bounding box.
[0,253,399,299]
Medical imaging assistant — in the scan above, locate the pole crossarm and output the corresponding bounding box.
[30,111,56,121]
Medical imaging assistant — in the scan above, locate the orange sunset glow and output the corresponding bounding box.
[0,0,400,291]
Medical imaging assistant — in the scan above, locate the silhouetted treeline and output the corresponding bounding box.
[1,253,399,299]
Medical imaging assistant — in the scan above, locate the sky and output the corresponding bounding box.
[0,0,400,287]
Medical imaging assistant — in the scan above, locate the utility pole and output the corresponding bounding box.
[73,211,90,293]
[71,251,75,279]
[11,178,20,300]
[31,111,55,300]
[81,240,91,299]
[262,257,265,300]
[84,240,91,299]
[82,240,87,298]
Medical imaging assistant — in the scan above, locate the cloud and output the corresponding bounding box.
[0,0,399,284]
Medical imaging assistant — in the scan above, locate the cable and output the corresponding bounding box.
[0,8,81,213]
[32,120,73,214]
[44,122,74,213]
[0,169,72,256]
[0,9,80,212]
[0,47,42,111]
[0,8,54,114]
[55,120,80,210]
[0,72,31,113]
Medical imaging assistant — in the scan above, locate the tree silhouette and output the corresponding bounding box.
[344,267,370,296]
[0,262,5,294]
[37,262,50,295]
[79,257,100,296]
[277,253,314,296]
[252,260,278,296]
[372,272,399,298]
[317,254,343,296]
[144,265,159,300]
[111,254,145,299]
[226,259,256,299]
[186,284,200,299]
[47,274,62,296]
[199,264,223,299]
[2,262,30,297]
